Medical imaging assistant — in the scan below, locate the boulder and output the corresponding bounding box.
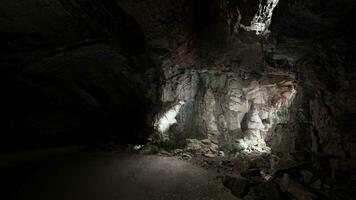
[276,173,317,200]
[223,176,249,198]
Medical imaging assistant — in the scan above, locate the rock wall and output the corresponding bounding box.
[264,0,356,198]
[0,0,161,150]
[155,67,296,152]
[267,0,356,164]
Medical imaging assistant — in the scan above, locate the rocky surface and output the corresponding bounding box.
[2,151,238,200]
[0,0,355,200]
[0,0,162,150]
[155,67,296,153]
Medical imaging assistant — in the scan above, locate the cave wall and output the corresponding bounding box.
[144,0,299,154]
[1,44,159,150]
[157,67,296,152]
[0,0,355,177]
[0,0,280,151]
[0,0,161,151]
[264,0,356,196]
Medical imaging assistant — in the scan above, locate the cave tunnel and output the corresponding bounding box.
[0,0,355,200]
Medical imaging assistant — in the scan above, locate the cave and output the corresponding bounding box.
[1,0,355,200]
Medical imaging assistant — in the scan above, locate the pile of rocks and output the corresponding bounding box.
[185,138,224,158]
[222,155,328,200]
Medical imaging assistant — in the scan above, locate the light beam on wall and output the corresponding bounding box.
[155,101,185,133]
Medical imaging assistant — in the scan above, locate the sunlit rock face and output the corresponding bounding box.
[155,67,296,152]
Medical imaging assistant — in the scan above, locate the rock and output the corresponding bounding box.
[185,138,221,156]
[185,139,202,151]
[223,176,249,198]
[233,158,250,175]
[276,173,317,200]
[159,150,171,156]
[181,153,192,160]
[263,182,285,200]
[158,66,296,152]
[218,151,225,157]
[244,182,284,200]
[209,143,219,152]
[201,139,212,145]
[133,145,142,150]
[173,149,183,155]
[247,107,265,130]
[261,172,272,181]
[204,153,216,158]
[300,170,313,184]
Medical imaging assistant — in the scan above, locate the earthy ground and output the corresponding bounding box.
[1,149,237,200]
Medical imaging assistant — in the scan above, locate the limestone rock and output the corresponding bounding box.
[157,67,296,152]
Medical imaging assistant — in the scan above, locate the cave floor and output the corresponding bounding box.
[2,150,237,200]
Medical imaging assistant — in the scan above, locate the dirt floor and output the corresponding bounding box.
[1,150,237,200]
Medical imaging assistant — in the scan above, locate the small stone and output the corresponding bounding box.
[181,153,192,160]
[218,151,225,157]
[133,145,142,150]
[204,153,216,158]
[201,139,211,144]
[174,149,183,155]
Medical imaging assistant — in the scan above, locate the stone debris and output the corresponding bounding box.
[185,139,220,156]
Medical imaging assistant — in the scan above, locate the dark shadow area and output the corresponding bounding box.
[0,1,158,153]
